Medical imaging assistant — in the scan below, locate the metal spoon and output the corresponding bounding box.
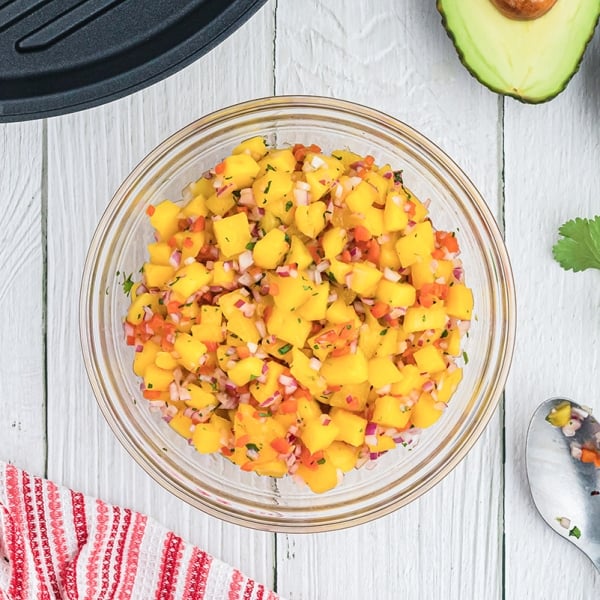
[526,397,600,572]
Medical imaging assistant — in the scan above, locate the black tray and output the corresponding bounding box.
[0,0,267,122]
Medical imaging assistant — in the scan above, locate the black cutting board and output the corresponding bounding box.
[0,0,267,122]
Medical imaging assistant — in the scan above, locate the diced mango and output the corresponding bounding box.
[182,194,208,218]
[143,263,175,288]
[205,192,236,216]
[321,349,368,385]
[258,149,296,174]
[155,351,178,370]
[212,260,235,287]
[295,202,327,238]
[414,345,446,373]
[253,228,289,269]
[326,298,359,325]
[269,273,314,311]
[445,284,474,321]
[174,333,207,372]
[301,417,340,454]
[372,395,412,429]
[222,154,260,189]
[298,281,329,321]
[411,392,443,428]
[185,384,218,410]
[391,364,426,396]
[149,200,180,241]
[383,192,409,232]
[249,361,285,404]
[133,341,160,377]
[170,262,212,299]
[228,357,265,386]
[348,262,382,297]
[403,305,447,333]
[147,241,173,266]
[328,382,370,411]
[325,441,358,472]
[446,328,461,356]
[213,212,252,258]
[290,347,326,396]
[267,306,311,349]
[253,171,294,206]
[375,280,416,308]
[367,434,396,453]
[144,364,173,392]
[345,180,378,213]
[321,227,347,260]
[169,411,193,438]
[127,292,159,325]
[434,367,463,404]
[232,136,268,161]
[286,235,314,270]
[367,356,403,389]
[395,221,435,267]
[296,459,339,494]
[226,312,260,344]
[330,408,367,447]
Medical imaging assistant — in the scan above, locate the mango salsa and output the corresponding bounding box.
[125,140,473,494]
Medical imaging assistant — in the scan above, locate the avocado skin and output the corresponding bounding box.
[437,0,600,104]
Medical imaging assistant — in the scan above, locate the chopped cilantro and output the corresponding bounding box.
[232,190,241,200]
[569,526,582,539]
[332,153,342,160]
[462,351,469,364]
[246,443,260,453]
[147,383,153,389]
[246,241,256,250]
[316,458,326,465]
[553,215,600,272]
[122,273,134,296]
[326,272,337,283]
[263,180,272,194]
[285,200,293,212]
[379,329,388,336]
[393,170,403,184]
[265,164,276,172]
[278,343,292,355]
[440,329,449,338]
[303,285,312,291]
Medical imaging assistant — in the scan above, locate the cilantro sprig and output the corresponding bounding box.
[553,216,600,272]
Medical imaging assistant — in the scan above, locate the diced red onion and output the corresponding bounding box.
[293,188,309,206]
[169,250,182,269]
[316,259,330,272]
[309,357,321,371]
[365,422,377,436]
[383,267,401,282]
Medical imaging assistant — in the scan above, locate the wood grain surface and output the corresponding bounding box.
[1,0,599,598]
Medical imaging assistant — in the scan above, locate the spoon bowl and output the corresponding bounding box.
[526,397,600,572]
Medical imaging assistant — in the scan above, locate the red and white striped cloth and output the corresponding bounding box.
[0,461,281,600]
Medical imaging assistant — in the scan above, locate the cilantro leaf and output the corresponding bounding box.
[122,273,134,296]
[552,216,600,272]
[569,525,582,539]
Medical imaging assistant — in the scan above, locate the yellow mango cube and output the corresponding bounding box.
[364,171,389,202]
[222,154,260,189]
[391,364,426,396]
[286,235,314,270]
[321,227,347,260]
[143,263,175,288]
[296,459,339,494]
[182,194,208,218]
[298,281,329,321]
[267,306,311,348]
[290,347,326,396]
[270,273,313,311]
[328,381,370,411]
[155,351,178,371]
[375,280,416,308]
[330,408,367,447]
[174,333,207,372]
[147,242,173,266]
[252,172,293,206]
[403,305,447,333]
[225,312,260,344]
[434,368,463,404]
[367,434,396,453]
[414,345,446,374]
[213,212,252,258]
[411,392,443,429]
[169,411,193,438]
[133,341,160,377]
[258,149,297,174]
[383,192,409,232]
[321,349,368,386]
[445,284,474,321]
[325,441,359,472]
[372,395,412,429]
[326,298,359,325]
[255,460,288,478]
[367,356,403,389]
[170,262,212,299]
[348,262,382,297]
[300,417,340,454]
[362,208,385,237]
[212,261,235,287]
[192,422,222,454]
[446,328,461,356]
[149,200,180,241]
[295,202,327,238]
[144,364,173,392]
[127,292,158,325]
[185,384,218,410]
[249,361,285,404]
[395,221,435,267]
[253,228,289,269]
[327,259,352,284]
[228,357,265,386]
[232,136,268,161]
[205,192,235,216]
[345,180,378,213]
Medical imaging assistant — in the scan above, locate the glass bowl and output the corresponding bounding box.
[80,96,515,532]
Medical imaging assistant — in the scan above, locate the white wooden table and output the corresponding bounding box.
[2,1,599,598]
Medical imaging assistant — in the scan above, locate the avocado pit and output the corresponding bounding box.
[490,0,558,20]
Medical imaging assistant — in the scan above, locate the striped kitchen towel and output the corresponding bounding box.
[0,461,280,600]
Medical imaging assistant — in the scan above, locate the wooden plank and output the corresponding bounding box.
[503,32,600,596]
[0,121,46,474]
[45,3,277,585]
[274,1,504,598]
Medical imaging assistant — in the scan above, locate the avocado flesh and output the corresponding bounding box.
[438,0,600,103]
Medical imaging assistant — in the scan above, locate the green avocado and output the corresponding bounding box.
[438,0,600,103]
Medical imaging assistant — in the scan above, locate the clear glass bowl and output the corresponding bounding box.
[80,96,515,532]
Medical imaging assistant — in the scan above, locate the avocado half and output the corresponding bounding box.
[438,0,600,103]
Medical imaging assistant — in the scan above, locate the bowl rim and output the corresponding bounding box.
[79,94,517,532]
